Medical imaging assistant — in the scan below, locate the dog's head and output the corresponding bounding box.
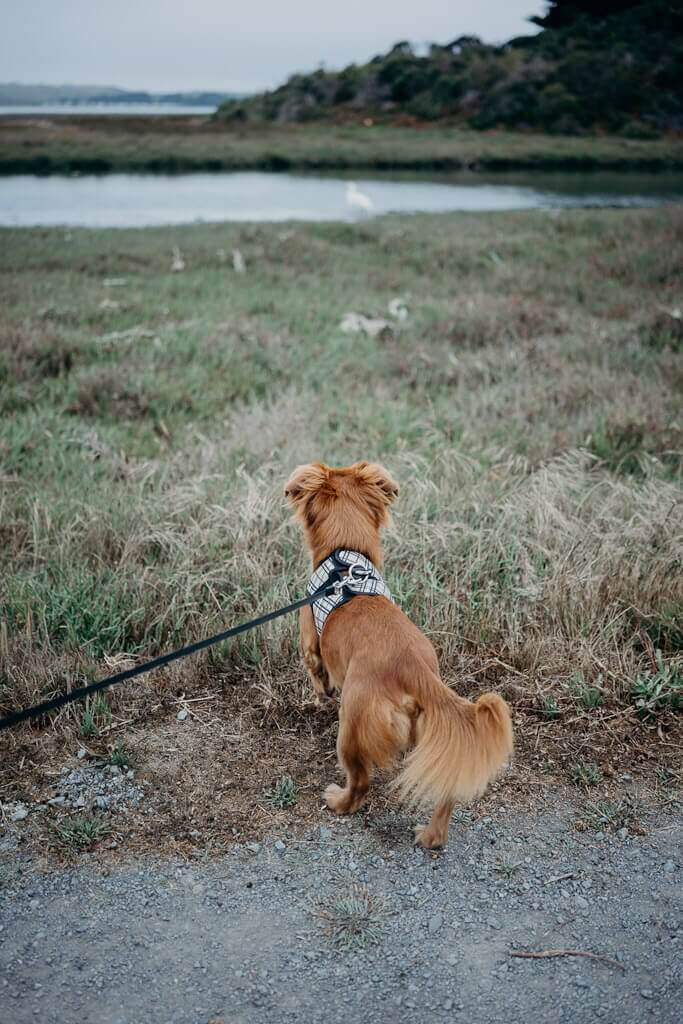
[284,461,399,564]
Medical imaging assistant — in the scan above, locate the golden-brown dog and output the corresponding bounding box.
[285,460,513,849]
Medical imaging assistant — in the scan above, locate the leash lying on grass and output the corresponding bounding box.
[0,562,373,733]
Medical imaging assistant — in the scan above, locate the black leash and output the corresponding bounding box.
[0,578,345,733]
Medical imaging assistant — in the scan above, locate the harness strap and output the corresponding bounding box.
[306,548,392,637]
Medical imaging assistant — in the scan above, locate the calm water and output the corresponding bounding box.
[0,104,216,116]
[1,170,681,227]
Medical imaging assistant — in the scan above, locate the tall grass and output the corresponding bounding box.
[0,208,681,742]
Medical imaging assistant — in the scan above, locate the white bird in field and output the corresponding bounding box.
[346,181,373,216]
[171,246,185,272]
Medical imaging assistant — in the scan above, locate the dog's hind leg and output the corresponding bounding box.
[414,798,457,849]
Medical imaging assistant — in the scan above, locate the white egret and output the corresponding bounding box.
[346,181,374,216]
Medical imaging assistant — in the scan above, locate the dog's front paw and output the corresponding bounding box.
[304,652,331,697]
[414,824,446,850]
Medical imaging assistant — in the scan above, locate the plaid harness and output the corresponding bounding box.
[306,548,392,637]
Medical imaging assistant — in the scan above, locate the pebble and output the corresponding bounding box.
[76,748,87,760]
[575,895,589,909]
[640,989,653,999]
[176,709,189,722]
[9,803,29,822]
[663,860,676,874]
[428,913,443,934]
[274,840,286,853]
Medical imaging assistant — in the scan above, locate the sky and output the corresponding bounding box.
[0,0,544,94]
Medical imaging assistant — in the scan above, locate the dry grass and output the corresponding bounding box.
[0,207,681,853]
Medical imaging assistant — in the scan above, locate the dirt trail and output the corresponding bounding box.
[1,787,680,1024]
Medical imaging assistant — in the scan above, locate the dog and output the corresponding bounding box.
[285,460,513,848]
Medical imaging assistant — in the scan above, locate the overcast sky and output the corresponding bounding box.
[1,1,544,94]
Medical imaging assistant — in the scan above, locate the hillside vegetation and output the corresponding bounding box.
[217,0,682,135]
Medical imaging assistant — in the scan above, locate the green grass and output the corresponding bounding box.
[0,207,681,750]
[585,798,636,832]
[1,117,683,174]
[80,696,111,738]
[266,775,298,810]
[569,673,604,710]
[315,883,386,949]
[631,653,683,719]
[570,763,603,788]
[52,814,111,850]
[109,744,134,770]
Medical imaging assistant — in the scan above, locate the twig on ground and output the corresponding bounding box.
[510,948,625,970]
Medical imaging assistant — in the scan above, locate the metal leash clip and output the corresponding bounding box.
[334,561,373,594]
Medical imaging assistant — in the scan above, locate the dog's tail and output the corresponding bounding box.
[392,685,513,807]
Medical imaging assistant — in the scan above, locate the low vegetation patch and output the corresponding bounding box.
[631,654,682,720]
[266,775,298,810]
[315,883,387,950]
[52,814,111,851]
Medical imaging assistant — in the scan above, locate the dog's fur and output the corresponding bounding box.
[285,460,513,848]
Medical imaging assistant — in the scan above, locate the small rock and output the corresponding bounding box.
[9,804,29,822]
[76,748,87,760]
[617,828,629,840]
[575,895,589,909]
[428,913,443,934]
[274,840,286,853]
[663,860,676,874]
[176,709,189,722]
[640,989,653,999]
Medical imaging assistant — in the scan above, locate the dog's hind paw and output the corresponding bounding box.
[414,824,446,850]
[324,783,348,813]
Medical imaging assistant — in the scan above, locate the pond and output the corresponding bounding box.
[1,170,682,227]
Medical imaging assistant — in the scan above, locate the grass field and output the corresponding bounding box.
[2,116,683,174]
[1,207,681,851]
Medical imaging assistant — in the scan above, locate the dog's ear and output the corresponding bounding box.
[284,463,328,506]
[352,461,399,506]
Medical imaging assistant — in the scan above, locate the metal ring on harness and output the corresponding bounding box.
[335,562,373,592]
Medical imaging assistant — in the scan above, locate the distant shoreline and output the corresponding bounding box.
[1,116,682,175]
[0,104,217,117]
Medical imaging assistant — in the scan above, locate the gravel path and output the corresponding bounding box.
[1,788,681,1024]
